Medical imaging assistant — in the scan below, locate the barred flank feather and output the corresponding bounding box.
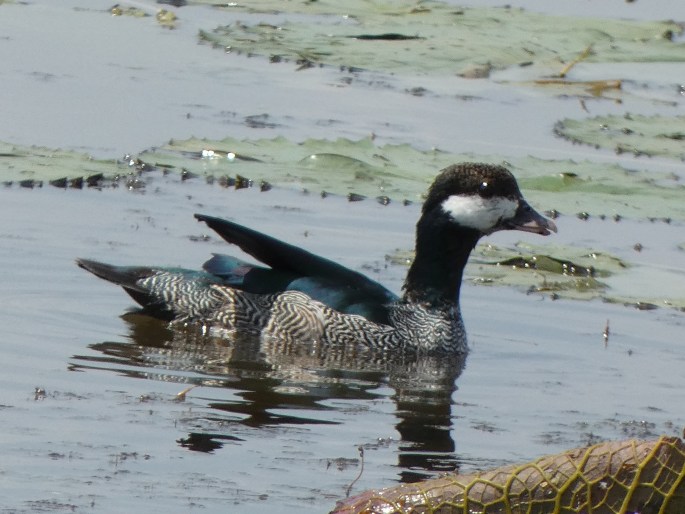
[207,287,465,352]
[139,272,226,319]
[138,271,466,353]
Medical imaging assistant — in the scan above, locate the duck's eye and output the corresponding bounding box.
[478,181,490,196]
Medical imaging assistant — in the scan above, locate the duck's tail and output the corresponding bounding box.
[76,258,225,320]
[76,258,153,288]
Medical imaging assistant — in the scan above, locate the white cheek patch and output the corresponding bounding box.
[441,195,519,232]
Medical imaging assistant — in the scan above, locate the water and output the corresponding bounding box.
[1,1,684,512]
[1,176,683,512]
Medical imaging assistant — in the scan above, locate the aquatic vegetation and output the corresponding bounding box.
[4,136,683,219]
[332,435,685,514]
[556,114,685,161]
[389,241,685,308]
[110,4,149,18]
[194,1,685,75]
[110,3,177,28]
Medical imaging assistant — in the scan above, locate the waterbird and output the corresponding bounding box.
[77,163,556,354]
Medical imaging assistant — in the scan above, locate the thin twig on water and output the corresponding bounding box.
[345,446,365,497]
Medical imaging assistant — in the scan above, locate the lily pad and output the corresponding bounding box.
[472,243,615,302]
[474,241,685,309]
[144,137,685,221]
[555,114,685,161]
[0,142,121,188]
[194,1,684,75]
[389,240,685,309]
[391,243,613,302]
[3,137,685,221]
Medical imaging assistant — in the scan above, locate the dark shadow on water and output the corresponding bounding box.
[70,312,466,481]
[177,432,244,452]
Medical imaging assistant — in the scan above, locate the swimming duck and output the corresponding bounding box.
[77,163,556,354]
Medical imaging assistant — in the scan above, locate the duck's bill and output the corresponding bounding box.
[501,201,557,236]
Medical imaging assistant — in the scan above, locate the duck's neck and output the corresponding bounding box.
[402,212,481,306]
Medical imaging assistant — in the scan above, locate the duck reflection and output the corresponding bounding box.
[71,312,465,481]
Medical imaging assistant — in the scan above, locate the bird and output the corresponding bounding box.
[77,163,556,354]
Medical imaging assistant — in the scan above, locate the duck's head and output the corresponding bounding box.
[423,162,556,237]
[404,163,556,306]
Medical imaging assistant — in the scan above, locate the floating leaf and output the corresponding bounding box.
[0,142,120,186]
[3,138,685,221]
[556,114,685,161]
[194,1,685,75]
[332,436,685,514]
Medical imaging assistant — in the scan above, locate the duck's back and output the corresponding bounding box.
[202,253,398,324]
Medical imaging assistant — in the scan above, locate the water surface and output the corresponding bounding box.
[1,1,684,512]
[2,177,683,512]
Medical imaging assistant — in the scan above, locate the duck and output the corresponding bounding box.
[77,162,556,354]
